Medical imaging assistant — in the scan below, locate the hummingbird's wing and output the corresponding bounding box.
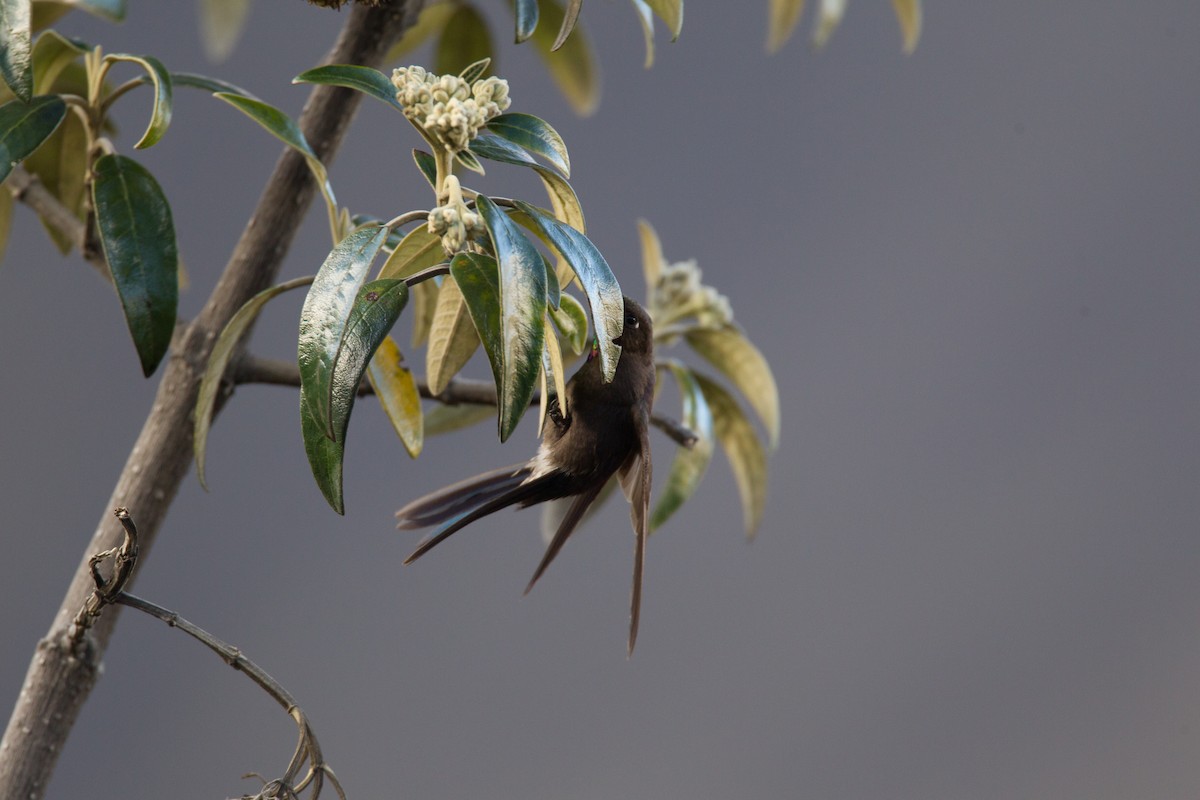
[618,410,653,654]
[396,463,531,529]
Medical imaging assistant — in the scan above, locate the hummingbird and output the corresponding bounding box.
[397,296,655,653]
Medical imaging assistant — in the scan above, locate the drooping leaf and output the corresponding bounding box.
[686,325,780,449]
[529,0,598,116]
[425,271,480,394]
[512,200,622,382]
[642,0,683,42]
[470,130,538,169]
[22,105,86,253]
[542,248,560,309]
[301,383,345,514]
[0,93,65,183]
[695,372,768,538]
[367,335,424,458]
[377,224,444,281]
[297,225,390,438]
[637,218,664,304]
[549,291,588,355]
[766,0,804,53]
[170,71,257,98]
[104,54,172,149]
[628,0,655,68]
[198,0,250,63]
[475,195,546,441]
[437,6,492,78]
[384,1,456,63]
[891,0,922,54]
[487,112,570,177]
[30,28,85,95]
[514,0,539,43]
[412,148,437,189]
[195,276,313,489]
[812,0,846,49]
[409,277,438,348]
[550,0,582,51]
[91,153,178,376]
[423,402,493,436]
[328,278,409,446]
[543,309,567,417]
[0,0,32,102]
[293,64,403,111]
[650,361,714,531]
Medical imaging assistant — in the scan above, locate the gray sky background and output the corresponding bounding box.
[3,2,1200,798]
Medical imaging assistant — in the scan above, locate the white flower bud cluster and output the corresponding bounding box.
[654,260,734,331]
[392,66,511,153]
[427,175,485,255]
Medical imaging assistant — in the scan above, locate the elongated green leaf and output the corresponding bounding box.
[475,195,546,441]
[385,2,456,62]
[329,278,409,447]
[412,148,437,189]
[199,0,250,62]
[171,71,257,98]
[298,225,389,438]
[628,0,655,68]
[449,252,511,437]
[686,325,780,449]
[214,92,335,208]
[1,0,32,102]
[455,146,484,175]
[105,54,172,149]
[91,153,178,376]
[436,5,492,77]
[550,291,588,355]
[378,224,443,280]
[650,361,714,531]
[470,130,539,169]
[487,112,570,177]
[551,0,582,51]
[424,402,493,436]
[410,277,438,348]
[891,0,922,53]
[368,335,424,457]
[766,0,804,53]
[530,0,598,116]
[195,275,314,489]
[512,200,622,381]
[301,384,345,514]
[425,273,479,393]
[514,0,539,43]
[30,29,85,95]
[542,249,560,309]
[0,93,65,182]
[695,373,768,538]
[293,64,403,111]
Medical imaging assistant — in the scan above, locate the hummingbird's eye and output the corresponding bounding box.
[625,314,639,328]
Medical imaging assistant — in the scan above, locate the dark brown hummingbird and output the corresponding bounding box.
[397,296,655,653]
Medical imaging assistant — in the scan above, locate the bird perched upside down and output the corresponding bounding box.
[397,296,655,653]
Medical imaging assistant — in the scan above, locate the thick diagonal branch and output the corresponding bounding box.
[0,4,424,798]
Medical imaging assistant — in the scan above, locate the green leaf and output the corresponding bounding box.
[301,384,345,514]
[449,252,510,436]
[470,130,539,169]
[695,372,768,538]
[22,104,86,253]
[214,91,335,209]
[475,195,547,441]
[766,0,804,53]
[40,0,124,23]
[642,0,683,41]
[385,2,457,62]
[530,0,599,116]
[171,71,257,98]
[511,200,622,382]
[514,0,539,43]
[297,225,390,438]
[329,278,409,449]
[0,93,65,183]
[628,0,655,68]
[551,0,582,51]
[195,275,314,490]
[198,0,250,63]
[650,361,714,531]
[487,112,570,177]
[293,64,403,111]
[425,270,479,393]
[549,291,588,355]
[685,325,780,449]
[455,146,485,175]
[377,224,443,281]
[423,402,493,436]
[542,248,560,310]
[104,54,172,149]
[30,28,84,95]
[437,5,492,77]
[409,277,438,348]
[891,0,922,54]
[366,334,423,458]
[1,0,32,102]
[91,153,178,376]
[412,148,437,189]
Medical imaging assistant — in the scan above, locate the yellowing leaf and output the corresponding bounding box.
[367,335,424,458]
[696,373,768,538]
[636,218,664,302]
[686,325,780,449]
[425,273,480,394]
[812,0,846,49]
[766,0,805,54]
[410,277,439,348]
[891,0,922,54]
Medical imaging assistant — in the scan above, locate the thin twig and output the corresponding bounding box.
[233,354,699,449]
[5,166,108,280]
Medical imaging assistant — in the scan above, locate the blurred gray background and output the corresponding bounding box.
[3,2,1200,798]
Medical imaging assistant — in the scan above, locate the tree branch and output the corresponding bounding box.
[234,354,700,449]
[0,4,425,798]
[4,166,108,280]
